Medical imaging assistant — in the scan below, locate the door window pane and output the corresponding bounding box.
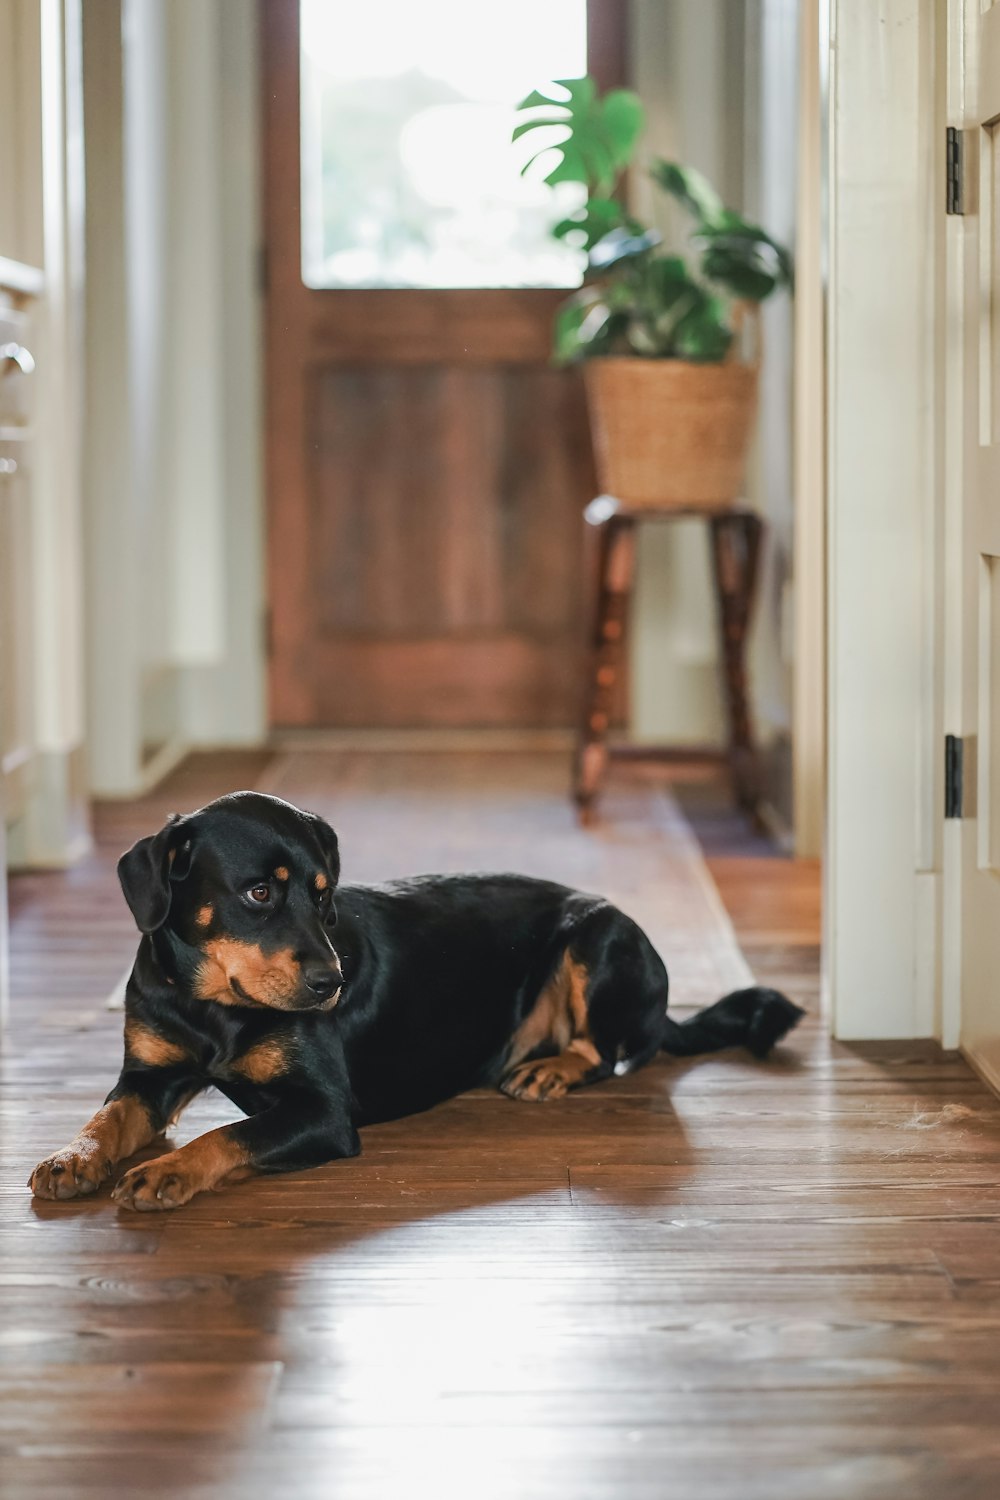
[299,0,588,289]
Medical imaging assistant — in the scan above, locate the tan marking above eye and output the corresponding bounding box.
[314,871,328,891]
[125,1018,188,1068]
[194,938,302,1008]
[195,904,213,928]
[274,866,289,882]
[232,1038,289,1083]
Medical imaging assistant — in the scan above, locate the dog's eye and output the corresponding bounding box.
[248,884,271,904]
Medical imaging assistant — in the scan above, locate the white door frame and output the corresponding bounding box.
[825,0,946,1039]
[939,0,1000,1086]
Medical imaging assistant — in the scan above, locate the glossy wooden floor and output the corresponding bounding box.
[4,753,1000,1500]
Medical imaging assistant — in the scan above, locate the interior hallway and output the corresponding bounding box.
[3,753,1000,1499]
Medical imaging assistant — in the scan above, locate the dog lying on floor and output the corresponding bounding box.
[29,791,803,1211]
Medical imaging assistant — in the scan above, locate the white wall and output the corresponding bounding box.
[628,1,796,838]
[82,0,264,796]
[629,0,743,751]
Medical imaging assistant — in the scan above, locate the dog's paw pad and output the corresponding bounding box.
[500,1061,571,1102]
[28,1147,109,1200]
[113,1158,194,1212]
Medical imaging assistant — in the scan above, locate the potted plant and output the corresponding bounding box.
[514,78,793,508]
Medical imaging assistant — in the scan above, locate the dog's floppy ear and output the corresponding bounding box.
[117,813,193,933]
[306,811,340,888]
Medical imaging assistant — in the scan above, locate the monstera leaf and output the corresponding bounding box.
[552,196,635,252]
[553,291,629,365]
[516,79,792,361]
[697,221,794,300]
[670,292,733,361]
[514,78,644,194]
[588,226,661,272]
[650,160,794,301]
[650,160,726,227]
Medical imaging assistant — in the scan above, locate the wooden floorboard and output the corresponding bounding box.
[3,752,1000,1499]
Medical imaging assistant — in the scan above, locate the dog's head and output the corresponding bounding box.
[118,791,344,1011]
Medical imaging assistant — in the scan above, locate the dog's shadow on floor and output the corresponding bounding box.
[26,1044,804,1242]
[20,1047,806,1490]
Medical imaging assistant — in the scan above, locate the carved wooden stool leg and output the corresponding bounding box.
[708,511,764,813]
[573,506,636,820]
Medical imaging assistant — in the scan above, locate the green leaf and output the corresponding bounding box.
[588,225,660,272]
[672,294,733,361]
[650,159,726,226]
[646,255,698,306]
[516,87,565,110]
[553,76,596,108]
[514,75,644,194]
[552,196,629,250]
[585,308,630,355]
[511,116,568,142]
[544,142,599,187]
[625,319,663,356]
[697,224,793,301]
[599,90,645,168]
[700,245,776,301]
[552,289,604,364]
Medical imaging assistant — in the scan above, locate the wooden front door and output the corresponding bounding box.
[262,2,624,729]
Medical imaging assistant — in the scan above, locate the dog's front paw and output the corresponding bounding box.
[112,1154,197,1212]
[29,1142,110,1200]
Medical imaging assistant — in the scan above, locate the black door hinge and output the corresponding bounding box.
[947,127,964,215]
[945,734,964,818]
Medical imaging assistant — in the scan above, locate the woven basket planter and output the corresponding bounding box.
[583,335,760,510]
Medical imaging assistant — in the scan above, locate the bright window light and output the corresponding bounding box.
[299,0,588,289]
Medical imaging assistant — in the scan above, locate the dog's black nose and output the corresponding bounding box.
[303,965,342,1001]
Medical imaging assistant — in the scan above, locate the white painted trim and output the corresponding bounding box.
[792,0,826,860]
[940,0,968,1054]
[0,256,44,296]
[9,0,91,865]
[94,736,189,803]
[961,1043,1000,1102]
[826,0,943,1039]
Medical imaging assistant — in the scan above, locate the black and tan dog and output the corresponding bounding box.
[29,791,803,1211]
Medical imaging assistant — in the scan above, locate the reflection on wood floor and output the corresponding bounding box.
[4,752,1000,1500]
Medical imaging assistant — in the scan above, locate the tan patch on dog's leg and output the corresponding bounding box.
[505,950,592,1069]
[505,951,574,1068]
[29,1096,157,1200]
[112,1126,253,1212]
[125,1018,188,1069]
[232,1038,288,1083]
[501,952,603,1101]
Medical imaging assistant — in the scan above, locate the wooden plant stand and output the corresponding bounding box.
[573,495,765,821]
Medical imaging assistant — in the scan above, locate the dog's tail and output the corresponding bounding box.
[660,986,805,1060]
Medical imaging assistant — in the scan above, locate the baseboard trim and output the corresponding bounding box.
[960,1041,1000,1103]
[96,738,191,801]
[268,728,576,753]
